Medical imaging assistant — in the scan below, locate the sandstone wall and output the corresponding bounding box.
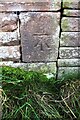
[58,0,80,78]
[0,0,80,78]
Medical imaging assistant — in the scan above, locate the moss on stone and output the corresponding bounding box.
[64,10,71,16]
[62,18,69,31]
[63,1,72,8]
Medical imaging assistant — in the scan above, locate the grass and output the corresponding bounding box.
[0,66,80,120]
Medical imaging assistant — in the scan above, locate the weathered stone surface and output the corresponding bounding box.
[0,0,61,11]
[58,67,80,79]
[0,31,19,46]
[59,47,80,58]
[0,13,18,32]
[60,32,80,46]
[63,10,80,17]
[63,0,79,9]
[61,17,79,31]
[0,61,56,74]
[20,12,60,62]
[0,46,20,61]
[58,59,80,67]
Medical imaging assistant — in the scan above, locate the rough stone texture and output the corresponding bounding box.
[63,10,80,17]
[59,47,80,58]
[0,46,20,61]
[63,0,80,9]
[20,12,60,62]
[0,0,61,11]
[60,32,80,46]
[0,61,56,74]
[58,59,80,67]
[61,17,79,31]
[0,1,79,80]
[0,31,19,46]
[0,13,18,32]
[58,67,80,79]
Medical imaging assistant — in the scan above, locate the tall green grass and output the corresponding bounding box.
[1,66,80,120]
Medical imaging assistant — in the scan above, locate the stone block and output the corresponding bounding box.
[63,0,79,9]
[61,17,79,31]
[0,61,56,75]
[20,12,60,62]
[58,67,80,79]
[0,31,19,46]
[58,59,80,67]
[59,47,80,58]
[0,0,61,11]
[60,32,80,46]
[0,13,18,32]
[0,46,20,61]
[63,10,80,17]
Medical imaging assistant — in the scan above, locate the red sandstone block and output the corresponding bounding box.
[0,0,61,11]
[0,46,20,61]
[0,13,18,32]
[0,31,19,46]
[20,12,60,62]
